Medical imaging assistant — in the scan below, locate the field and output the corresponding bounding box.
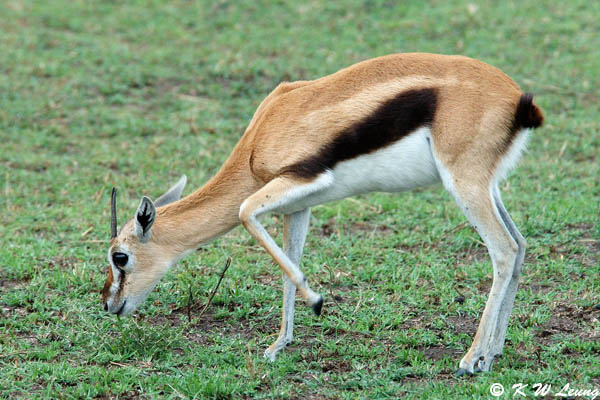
[1,0,599,398]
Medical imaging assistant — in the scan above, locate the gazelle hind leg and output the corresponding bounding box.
[438,167,519,374]
[265,208,312,361]
[484,186,526,365]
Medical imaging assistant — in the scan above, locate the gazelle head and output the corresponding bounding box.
[102,176,187,316]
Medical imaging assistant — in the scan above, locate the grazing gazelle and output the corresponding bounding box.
[102,53,543,374]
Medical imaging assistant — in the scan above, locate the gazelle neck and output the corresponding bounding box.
[153,157,261,253]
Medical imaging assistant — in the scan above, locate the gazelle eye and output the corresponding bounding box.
[112,252,128,268]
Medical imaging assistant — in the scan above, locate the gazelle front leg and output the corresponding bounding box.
[239,176,330,319]
[265,208,311,361]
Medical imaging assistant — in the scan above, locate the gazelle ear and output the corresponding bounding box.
[135,196,156,241]
[154,175,187,208]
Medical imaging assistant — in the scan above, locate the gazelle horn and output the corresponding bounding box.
[110,188,117,239]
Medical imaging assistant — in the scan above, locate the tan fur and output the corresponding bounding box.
[103,53,542,373]
[244,53,525,183]
[103,52,532,303]
[106,54,531,258]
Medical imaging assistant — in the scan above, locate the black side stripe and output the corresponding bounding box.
[281,88,438,179]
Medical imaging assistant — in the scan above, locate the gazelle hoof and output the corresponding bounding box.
[312,296,323,316]
[455,368,473,377]
[264,348,277,362]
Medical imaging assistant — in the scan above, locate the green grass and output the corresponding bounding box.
[1,0,599,398]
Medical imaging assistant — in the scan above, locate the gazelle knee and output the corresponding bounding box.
[238,201,254,225]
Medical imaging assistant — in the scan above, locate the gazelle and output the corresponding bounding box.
[102,53,543,375]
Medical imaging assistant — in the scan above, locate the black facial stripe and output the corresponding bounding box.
[281,88,438,179]
[116,299,127,316]
[117,267,126,294]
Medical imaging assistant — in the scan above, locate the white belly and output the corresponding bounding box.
[276,127,440,213]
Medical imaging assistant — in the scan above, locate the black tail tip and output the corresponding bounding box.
[312,296,323,316]
[516,93,544,129]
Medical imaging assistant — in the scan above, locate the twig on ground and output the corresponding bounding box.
[109,361,129,368]
[187,285,193,323]
[352,288,363,316]
[197,258,231,319]
[443,221,469,238]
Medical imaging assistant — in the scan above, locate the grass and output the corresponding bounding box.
[1,0,598,398]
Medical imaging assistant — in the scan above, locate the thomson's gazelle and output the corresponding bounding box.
[102,53,544,374]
